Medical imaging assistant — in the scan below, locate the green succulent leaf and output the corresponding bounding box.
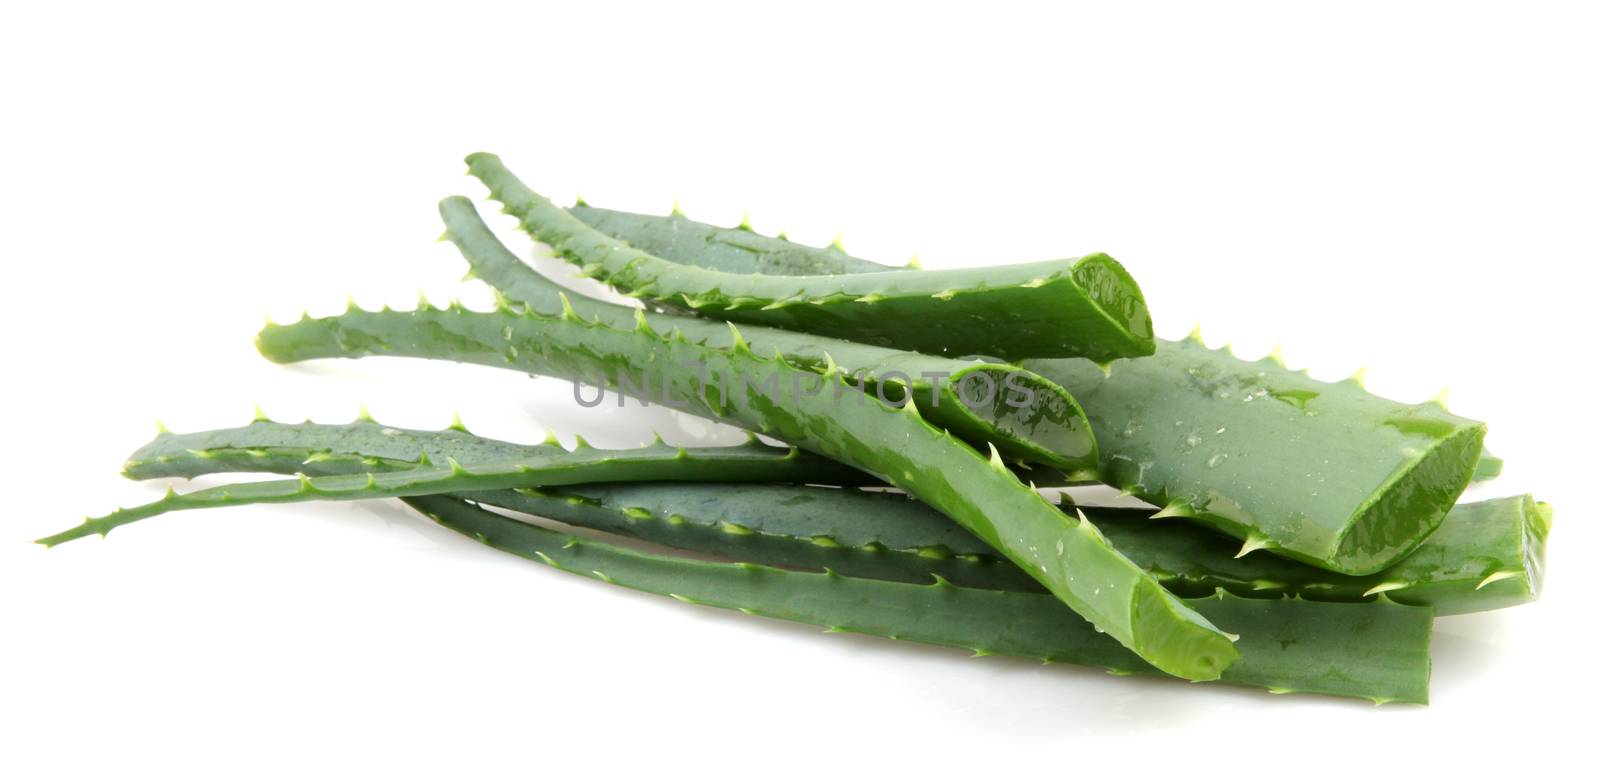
[466,153,1154,362]
[1028,342,1486,575]
[39,440,854,546]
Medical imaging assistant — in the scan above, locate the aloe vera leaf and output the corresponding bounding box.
[36,441,866,547]
[464,153,1154,362]
[571,206,1490,575]
[409,494,1432,703]
[257,307,1240,681]
[120,417,878,485]
[441,196,1095,471]
[1026,341,1486,575]
[1337,494,1550,614]
[119,418,1552,614]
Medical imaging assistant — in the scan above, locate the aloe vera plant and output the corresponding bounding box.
[35,152,1556,706]
[255,294,1241,681]
[410,494,1433,703]
[571,206,1489,575]
[119,420,1549,614]
[441,196,1095,470]
[465,153,1154,362]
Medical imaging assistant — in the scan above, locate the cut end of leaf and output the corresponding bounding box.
[1332,420,1486,575]
[1129,580,1240,682]
[1069,253,1155,360]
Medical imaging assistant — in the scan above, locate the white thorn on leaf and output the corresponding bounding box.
[1234,533,1274,558]
[1361,580,1409,597]
[1475,570,1519,590]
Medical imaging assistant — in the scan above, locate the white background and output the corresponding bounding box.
[3,2,1595,765]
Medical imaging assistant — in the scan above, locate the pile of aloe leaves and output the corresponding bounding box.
[42,152,1551,705]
